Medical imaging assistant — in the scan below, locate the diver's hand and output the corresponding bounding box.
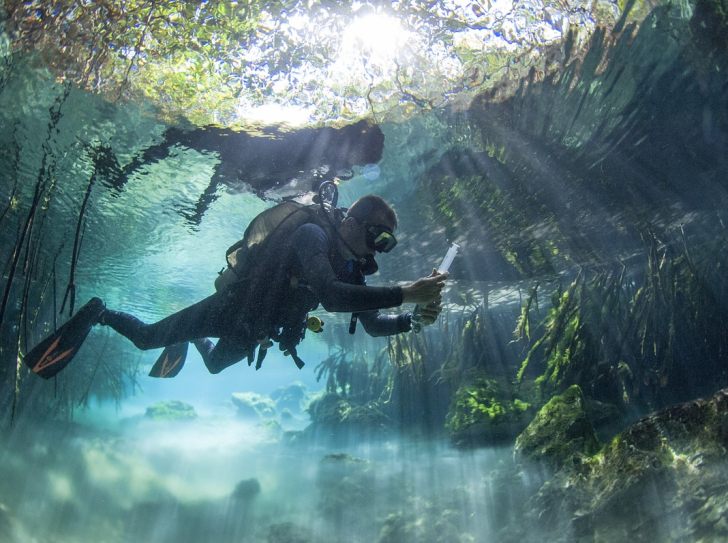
[402,268,448,304]
[413,300,443,326]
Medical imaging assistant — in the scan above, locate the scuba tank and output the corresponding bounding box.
[214,181,344,369]
[216,181,345,292]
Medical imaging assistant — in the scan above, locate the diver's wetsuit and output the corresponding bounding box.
[102,223,411,373]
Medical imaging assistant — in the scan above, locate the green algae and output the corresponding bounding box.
[509,388,728,541]
[514,385,600,471]
[446,369,534,447]
[144,400,197,421]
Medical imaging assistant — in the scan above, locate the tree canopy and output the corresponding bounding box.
[1,0,633,128]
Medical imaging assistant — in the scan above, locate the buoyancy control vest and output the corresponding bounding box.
[215,193,344,370]
[215,201,325,291]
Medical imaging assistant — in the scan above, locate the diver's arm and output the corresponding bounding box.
[315,273,403,313]
[293,224,404,313]
[356,310,413,337]
[357,299,445,336]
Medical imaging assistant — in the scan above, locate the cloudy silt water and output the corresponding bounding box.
[1,1,728,542]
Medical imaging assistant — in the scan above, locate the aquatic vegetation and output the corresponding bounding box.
[399,304,536,446]
[313,228,728,444]
[420,159,565,278]
[383,330,430,398]
[513,268,630,398]
[513,283,539,344]
[314,347,383,404]
[0,85,147,424]
[512,232,728,411]
[378,320,466,434]
[314,303,532,444]
[316,321,459,434]
[0,84,71,418]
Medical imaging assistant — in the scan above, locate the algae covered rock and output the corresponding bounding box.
[307,392,350,425]
[231,392,277,420]
[517,387,728,541]
[144,400,198,421]
[514,385,600,471]
[590,388,728,521]
[307,392,392,437]
[446,369,535,448]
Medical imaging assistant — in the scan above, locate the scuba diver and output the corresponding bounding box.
[25,183,447,379]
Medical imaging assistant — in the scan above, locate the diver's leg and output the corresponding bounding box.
[101,293,225,350]
[192,338,215,359]
[193,337,250,374]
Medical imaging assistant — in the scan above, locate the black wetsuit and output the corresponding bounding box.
[102,223,412,373]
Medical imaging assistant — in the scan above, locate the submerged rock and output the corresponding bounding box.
[280,408,294,424]
[144,400,198,421]
[518,387,728,542]
[270,382,310,413]
[306,392,393,439]
[231,392,277,420]
[232,478,261,501]
[514,385,600,471]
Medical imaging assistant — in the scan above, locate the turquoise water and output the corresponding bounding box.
[2,1,728,541]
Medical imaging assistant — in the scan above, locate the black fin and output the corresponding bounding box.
[148,343,188,378]
[24,298,105,379]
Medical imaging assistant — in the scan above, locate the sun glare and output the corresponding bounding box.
[237,103,314,127]
[342,13,408,65]
[323,12,412,95]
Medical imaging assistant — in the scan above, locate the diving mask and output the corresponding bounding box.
[355,219,397,253]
